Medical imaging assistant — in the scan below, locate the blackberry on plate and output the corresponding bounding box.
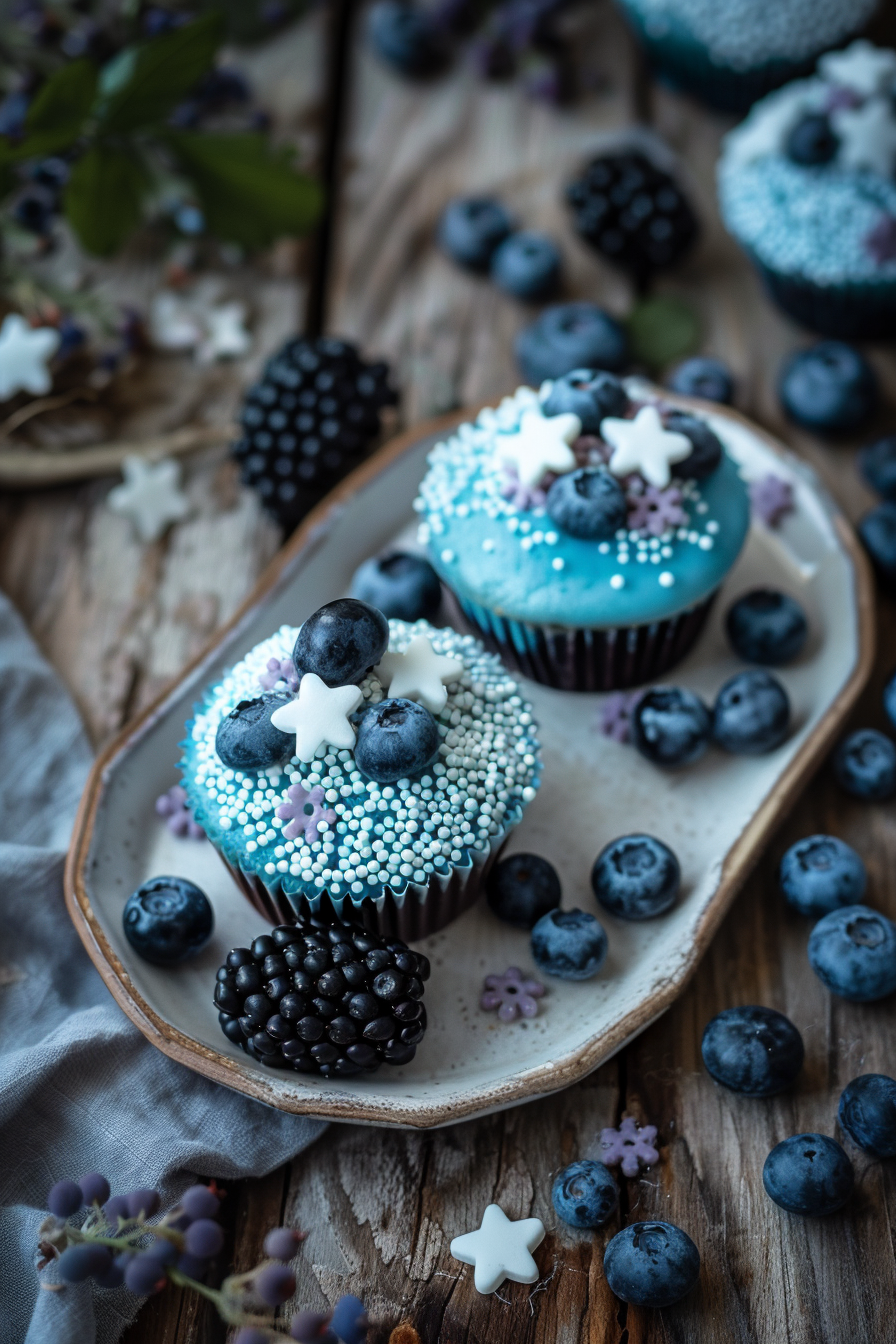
[233,337,397,531]
[214,914,430,1077]
[565,151,699,283]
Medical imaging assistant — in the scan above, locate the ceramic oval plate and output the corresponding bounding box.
[66,394,874,1129]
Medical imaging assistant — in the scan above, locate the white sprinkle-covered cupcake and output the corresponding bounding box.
[180,600,541,941]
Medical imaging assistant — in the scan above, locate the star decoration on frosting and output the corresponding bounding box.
[832,97,896,177]
[601,405,691,489]
[820,40,896,98]
[722,91,808,167]
[376,634,464,714]
[107,456,191,542]
[270,673,362,763]
[449,1204,545,1295]
[0,313,60,401]
[497,408,581,487]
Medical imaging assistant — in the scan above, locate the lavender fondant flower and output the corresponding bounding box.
[480,966,545,1022]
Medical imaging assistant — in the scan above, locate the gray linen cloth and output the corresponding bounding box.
[0,592,326,1344]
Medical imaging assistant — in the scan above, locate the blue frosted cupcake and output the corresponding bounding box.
[718,41,896,338]
[181,607,541,941]
[416,375,750,691]
[616,0,878,112]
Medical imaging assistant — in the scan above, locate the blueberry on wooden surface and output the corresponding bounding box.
[858,435,896,500]
[215,693,294,770]
[779,341,878,435]
[438,196,513,269]
[367,0,450,76]
[353,697,440,783]
[490,230,562,300]
[122,877,213,967]
[293,598,389,687]
[541,367,628,430]
[712,670,790,755]
[859,502,896,585]
[833,728,896,800]
[631,686,711,768]
[762,1134,853,1216]
[838,1074,896,1158]
[701,1005,804,1096]
[486,851,561,929]
[514,302,628,384]
[591,834,680,920]
[530,907,608,980]
[725,589,808,666]
[350,551,442,622]
[808,905,896,1002]
[666,355,733,405]
[779,835,866,918]
[552,1159,618,1229]
[603,1221,700,1307]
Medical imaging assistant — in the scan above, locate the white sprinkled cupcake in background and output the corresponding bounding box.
[180,600,541,942]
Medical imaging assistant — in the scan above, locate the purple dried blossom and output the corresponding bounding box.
[749,473,794,528]
[865,215,896,265]
[155,786,204,839]
[599,1115,659,1177]
[500,464,547,511]
[573,433,611,467]
[259,655,299,693]
[626,482,686,536]
[825,85,863,112]
[275,784,336,843]
[596,690,644,744]
[480,966,545,1022]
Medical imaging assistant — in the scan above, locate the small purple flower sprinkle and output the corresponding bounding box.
[259,656,299,692]
[596,690,645,744]
[825,85,863,112]
[749,473,795,528]
[864,215,896,265]
[500,464,547,511]
[480,966,545,1022]
[275,783,336,843]
[599,1116,659,1178]
[626,482,686,536]
[155,786,204,839]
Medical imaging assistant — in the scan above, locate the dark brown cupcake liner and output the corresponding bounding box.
[755,263,896,341]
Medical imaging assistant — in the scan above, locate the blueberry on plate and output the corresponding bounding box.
[762,1134,853,1216]
[778,342,878,435]
[367,1,449,77]
[858,434,896,501]
[833,728,896,800]
[785,113,839,166]
[353,698,440,783]
[712,670,790,755]
[631,686,711,768]
[667,356,733,405]
[552,1160,618,1229]
[662,411,723,479]
[858,502,896,585]
[215,693,294,770]
[591,834,680,920]
[725,589,808,666]
[293,598,389,688]
[808,904,896,1002]
[514,302,628,385]
[123,877,213,966]
[541,368,628,431]
[603,1221,700,1307]
[437,196,513,270]
[778,834,866,918]
[838,1074,896,1158]
[701,1005,803,1096]
[531,907,608,980]
[350,551,442,622]
[490,231,562,301]
[546,468,627,540]
[486,852,561,929]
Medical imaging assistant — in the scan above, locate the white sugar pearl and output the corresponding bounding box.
[659,572,675,587]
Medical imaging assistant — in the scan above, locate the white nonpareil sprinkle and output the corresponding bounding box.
[659,572,675,587]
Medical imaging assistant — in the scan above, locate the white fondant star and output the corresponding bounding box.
[0,313,60,401]
[376,635,464,714]
[107,455,191,542]
[601,405,691,489]
[832,97,896,177]
[270,673,362,763]
[498,408,581,487]
[196,301,251,365]
[820,40,896,98]
[449,1204,545,1295]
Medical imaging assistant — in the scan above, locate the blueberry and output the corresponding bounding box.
[808,905,896,1002]
[779,835,866,918]
[885,670,896,730]
[530,907,608,980]
[631,686,711,768]
[13,186,56,236]
[546,468,627,540]
[330,1294,368,1344]
[122,876,213,966]
[490,231,562,301]
[367,1,449,77]
[725,589,808,666]
[859,502,896,585]
[514,302,628,384]
[838,1074,896,1158]
[785,113,839,166]
[779,342,878,435]
[486,852,561,929]
[858,435,896,500]
[353,698,439,783]
[662,411,722,479]
[762,1134,853,1216]
[603,1221,700,1307]
[215,693,294,770]
[833,728,896,800]
[666,356,734,405]
[293,598,389,687]
[438,197,513,270]
[552,1159,618,1229]
[701,1005,804,1096]
[712,670,790,755]
[350,551,441,622]
[541,368,628,431]
[591,834,680,920]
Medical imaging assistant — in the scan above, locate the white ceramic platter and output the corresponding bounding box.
[66,396,874,1129]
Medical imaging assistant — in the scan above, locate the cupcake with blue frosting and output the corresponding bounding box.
[416,373,750,691]
[718,40,896,338]
[180,600,541,941]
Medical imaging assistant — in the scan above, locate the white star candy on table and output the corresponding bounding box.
[449,1204,545,1295]
[107,456,191,542]
[149,293,204,352]
[820,40,896,97]
[832,97,896,177]
[270,673,363,763]
[376,635,464,714]
[196,301,251,365]
[601,404,692,489]
[0,313,60,401]
[498,408,581,487]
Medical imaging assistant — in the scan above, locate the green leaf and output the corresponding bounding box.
[63,145,147,256]
[97,13,223,133]
[165,130,323,249]
[11,60,97,159]
[626,295,700,373]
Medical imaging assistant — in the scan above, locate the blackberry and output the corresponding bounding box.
[565,151,698,284]
[213,914,430,1078]
[232,337,397,531]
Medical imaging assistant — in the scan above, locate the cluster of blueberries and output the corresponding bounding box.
[438,196,563,301]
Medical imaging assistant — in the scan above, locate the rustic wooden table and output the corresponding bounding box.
[3,3,896,1341]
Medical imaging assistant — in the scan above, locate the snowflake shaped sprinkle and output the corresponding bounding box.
[596,690,644,744]
[500,464,547,511]
[258,656,299,692]
[599,1116,659,1177]
[275,783,337,842]
[626,482,686,537]
[480,967,545,1022]
[749,473,794,528]
[155,786,204,839]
